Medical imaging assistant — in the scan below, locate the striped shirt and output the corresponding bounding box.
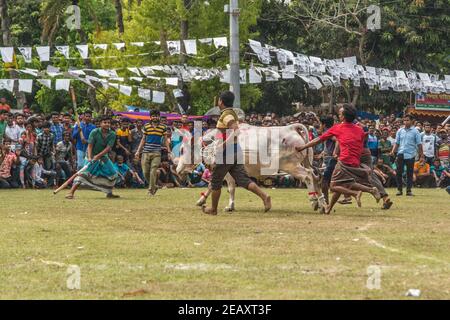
[142,123,167,153]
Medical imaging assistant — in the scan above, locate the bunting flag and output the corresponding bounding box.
[37,79,52,88]
[0,47,14,63]
[18,79,33,93]
[56,46,70,59]
[55,79,70,91]
[76,45,89,59]
[0,79,14,92]
[36,46,50,62]
[18,47,32,63]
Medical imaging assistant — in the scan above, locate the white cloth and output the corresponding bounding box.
[198,38,213,45]
[36,46,50,62]
[0,47,14,63]
[18,47,32,63]
[213,37,228,48]
[19,79,33,93]
[119,85,132,96]
[5,124,23,142]
[130,77,143,82]
[138,88,151,100]
[128,67,141,76]
[165,78,178,86]
[55,79,71,91]
[131,42,144,47]
[56,46,70,59]
[76,45,89,59]
[183,40,197,55]
[167,41,181,55]
[173,89,183,98]
[113,43,126,50]
[152,91,165,104]
[37,79,52,89]
[94,44,108,50]
[249,68,262,84]
[0,79,14,92]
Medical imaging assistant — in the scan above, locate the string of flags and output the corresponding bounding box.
[247,39,450,94]
[0,37,228,63]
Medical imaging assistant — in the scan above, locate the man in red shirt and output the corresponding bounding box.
[297,104,381,214]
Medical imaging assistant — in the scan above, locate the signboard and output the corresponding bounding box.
[415,93,450,112]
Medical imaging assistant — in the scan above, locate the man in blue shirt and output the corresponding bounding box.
[50,112,64,145]
[391,115,423,196]
[72,110,96,170]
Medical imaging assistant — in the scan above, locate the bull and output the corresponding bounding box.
[175,123,326,213]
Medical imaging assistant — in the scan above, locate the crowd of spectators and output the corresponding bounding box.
[0,98,449,193]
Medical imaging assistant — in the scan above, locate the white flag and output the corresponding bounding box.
[167,41,181,55]
[0,47,14,63]
[94,44,108,50]
[128,67,141,76]
[56,46,70,59]
[165,78,178,86]
[119,85,132,96]
[18,47,33,63]
[213,37,228,48]
[56,79,71,91]
[249,68,262,84]
[131,42,144,47]
[113,43,126,50]
[130,77,143,82]
[19,79,33,93]
[76,45,89,59]
[199,38,213,45]
[152,90,165,104]
[183,40,197,55]
[36,46,50,62]
[0,79,15,92]
[138,88,151,100]
[37,79,52,89]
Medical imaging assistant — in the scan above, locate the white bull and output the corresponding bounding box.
[175,123,326,213]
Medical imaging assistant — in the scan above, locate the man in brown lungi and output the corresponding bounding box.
[202,91,272,215]
[297,104,381,214]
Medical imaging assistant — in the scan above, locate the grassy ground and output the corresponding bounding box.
[0,187,449,300]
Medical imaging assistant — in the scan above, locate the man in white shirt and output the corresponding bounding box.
[421,122,437,165]
[5,115,24,143]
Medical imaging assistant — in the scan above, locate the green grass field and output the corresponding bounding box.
[0,187,449,299]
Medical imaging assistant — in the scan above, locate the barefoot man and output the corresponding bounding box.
[296,104,381,214]
[66,116,119,199]
[202,91,271,215]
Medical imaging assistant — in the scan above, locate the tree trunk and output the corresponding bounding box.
[115,0,125,35]
[328,86,335,114]
[0,0,27,109]
[179,0,191,64]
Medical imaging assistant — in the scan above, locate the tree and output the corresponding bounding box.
[0,0,27,108]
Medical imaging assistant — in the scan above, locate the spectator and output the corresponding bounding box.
[0,143,20,188]
[431,159,445,187]
[375,157,397,188]
[421,122,438,165]
[5,114,23,143]
[72,111,96,170]
[31,156,56,189]
[367,125,379,164]
[55,132,74,186]
[413,156,434,188]
[50,111,64,145]
[36,121,55,173]
[130,119,144,156]
[115,118,132,159]
[0,110,7,144]
[0,97,11,112]
[379,129,392,166]
[436,129,449,167]
[113,155,144,188]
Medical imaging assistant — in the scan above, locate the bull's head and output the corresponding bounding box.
[174,128,197,178]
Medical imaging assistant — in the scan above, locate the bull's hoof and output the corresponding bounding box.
[196,196,207,207]
[319,207,326,215]
[224,206,235,213]
[313,202,319,211]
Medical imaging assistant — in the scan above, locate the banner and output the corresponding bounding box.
[415,93,450,112]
